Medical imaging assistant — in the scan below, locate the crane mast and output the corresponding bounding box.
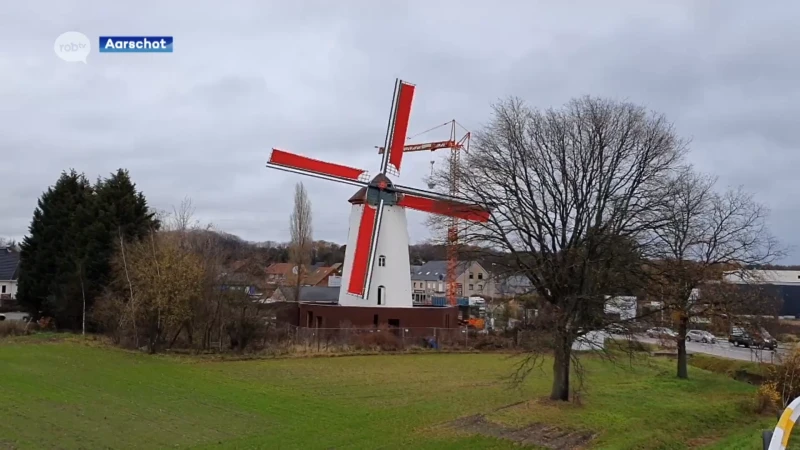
[377,120,470,306]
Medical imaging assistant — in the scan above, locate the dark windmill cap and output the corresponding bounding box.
[348,173,394,204]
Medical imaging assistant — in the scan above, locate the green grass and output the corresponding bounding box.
[0,338,787,449]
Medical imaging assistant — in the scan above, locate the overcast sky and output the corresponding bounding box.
[2,1,799,260]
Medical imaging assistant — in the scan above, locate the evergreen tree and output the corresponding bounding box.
[18,170,95,326]
[92,169,160,301]
[95,169,159,242]
[18,168,159,330]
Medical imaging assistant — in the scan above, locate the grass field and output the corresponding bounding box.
[0,336,787,449]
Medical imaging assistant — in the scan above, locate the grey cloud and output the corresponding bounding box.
[1,0,800,261]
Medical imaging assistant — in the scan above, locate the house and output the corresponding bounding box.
[265,262,343,287]
[0,247,20,307]
[304,263,343,287]
[218,272,264,298]
[410,260,495,304]
[265,263,297,285]
[218,260,270,299]
[495,275,534,298]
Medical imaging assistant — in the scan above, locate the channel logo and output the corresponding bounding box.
[99,36,174,53]
[54,31,91,63]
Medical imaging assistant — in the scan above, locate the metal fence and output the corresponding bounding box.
[274,325,489,352]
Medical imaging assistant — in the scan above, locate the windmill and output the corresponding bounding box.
[266,79,490,308]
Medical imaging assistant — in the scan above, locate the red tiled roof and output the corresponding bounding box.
[305,263,342,286]
[265,263,295,275]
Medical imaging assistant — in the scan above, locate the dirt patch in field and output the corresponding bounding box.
[447,414,596,449]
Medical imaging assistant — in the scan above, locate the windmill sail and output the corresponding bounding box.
[267,149,369,186]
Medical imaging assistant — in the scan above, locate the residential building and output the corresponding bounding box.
[305,263,343,287]
[265,263,296,285]
[265,262,343,287]
[410,260,495,304]
[495,275,534,298]
[218,272,265,298]
[218,260,270,299]
[0,247,20,307]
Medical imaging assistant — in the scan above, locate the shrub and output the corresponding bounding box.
[780,333,799,343]
[0,320,31,337]
[760,346,800,409]
[351,328,402,351]
[37,316,55,331]
[755,381,781,414]
[472,334,513,350]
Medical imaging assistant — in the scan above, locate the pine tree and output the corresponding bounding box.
[18,170,95,326]
[95,169,159,242]
[92,169,160,302]
[18,168,159,330]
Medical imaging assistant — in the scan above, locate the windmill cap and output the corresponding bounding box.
[348,173,394,204]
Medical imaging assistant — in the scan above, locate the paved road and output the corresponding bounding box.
[0,311,30,322]
[616,334,787,363]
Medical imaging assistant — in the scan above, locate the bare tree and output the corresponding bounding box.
[644,167,781,378]
[288,182,313,301]
[432,96,686,401]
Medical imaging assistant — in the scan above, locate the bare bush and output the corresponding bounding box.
[643,168,781,379]
[0,320,30,337]
[351,327,403,351]
[763,346,800,410]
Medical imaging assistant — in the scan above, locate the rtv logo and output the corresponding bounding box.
[54,31,91,63]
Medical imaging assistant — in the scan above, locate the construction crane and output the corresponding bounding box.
[377,120,470,306]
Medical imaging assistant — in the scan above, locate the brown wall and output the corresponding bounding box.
[277,303,459,329]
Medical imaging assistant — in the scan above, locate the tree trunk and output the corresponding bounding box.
[550,331,571,401]
[168,323,184,349]
[79,269,86,337]
[677,315,689,379]
[186,320,194,347]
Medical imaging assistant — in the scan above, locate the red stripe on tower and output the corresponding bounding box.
[347,204,378,296]
[269,149,366,181]
[387,82,415,173]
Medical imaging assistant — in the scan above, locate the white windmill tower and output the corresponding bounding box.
[266,79,491,308]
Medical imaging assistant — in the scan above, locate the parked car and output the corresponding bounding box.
[728,326,777,350]
[605,324,627,334]
[646,327,677,339]
[685,329,716,344]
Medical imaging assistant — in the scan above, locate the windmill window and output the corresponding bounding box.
[378,255,386,267]
[378,285,386,305]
